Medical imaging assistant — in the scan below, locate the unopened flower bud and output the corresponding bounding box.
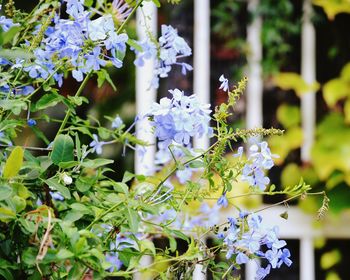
[62,173,73,185]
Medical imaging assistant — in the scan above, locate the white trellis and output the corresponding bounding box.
[134,1,349,279]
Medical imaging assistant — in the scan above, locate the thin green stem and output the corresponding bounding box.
[55,72,92,137]
[253,191,325,214]
[86,201,124,231]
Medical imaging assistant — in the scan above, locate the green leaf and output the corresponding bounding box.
[127,39,142,52]
[273,72,320,97]
[323,78,349,107]
[64,211,83,222]
[0,185,13,201]
[0,207,16,222]
[96,69,116,91]
[125,208,140,232]
[32,93,63,112]
[152,0,161,7]
[122,171,134,183]
[50,134,74,165]
[112,182,129,194]
[344,97,350,124]
[68,96,88,106]
[76,177,93,192]
[0,99,27,115]
[70,203,90,214]
[2,26,20,45]
[12,196,26,212]
[0,48,34,60]
[45,178,71,199]
[164,228,189,242]
[277,104,300,128]
[19,218,36,234]
[81,158,114,168]
[168,236,177,253]
[3,146,24,179]
[56,248,74,260]
[0,268,14,280]
[281,163,302,187]
[85,0,93,6]
[313,0,350,20]
[22,247,37,266]
[140,240,156,255]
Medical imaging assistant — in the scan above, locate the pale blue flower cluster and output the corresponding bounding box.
[241,142,278,191]
[220,213,292,279]
[134,25,192,88]
[150,88,212,146]
[0,5,18,32]
[148,88,212,182]
[19,0,128,85]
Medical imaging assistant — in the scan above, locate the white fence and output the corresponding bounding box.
[134,1,350,279]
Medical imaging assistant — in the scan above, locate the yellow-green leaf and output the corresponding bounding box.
[273,72,320,97]
[277,104,300,128]
[340,62,350,82]
[3,146,24,179]
[0,207,16,222]
[281,163,302,187]
[323,78,349,107]
[320,250,341,269]
[344,98,350,124]
[313,0,350,20]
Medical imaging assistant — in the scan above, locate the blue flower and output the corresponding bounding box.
[176,167,193,184]
[265,248,282,269]
[85,47,106,71]
[112,0,132,23]
[233,146,243,158]
[241,142,277,191]
[217,193,228,208]
[236,252,249,264]
[27,119,37,127]
[256,265,271,280]
[278,248,292,268]
[14,86,34,96]
[50,191,64,201]
[64,0,85,18]
[105,33,128,52]
[133,25,192,88]
[88,15,115,41]
[112,115,123,129]
[0,9,18,32]
[219,74,229,92]
[90,134,106,154]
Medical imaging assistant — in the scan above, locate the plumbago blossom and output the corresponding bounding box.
[218,213,292,279]
[134,25,193,88]
[241,142,279,191]
[0,5,17,32]
[147,88,212,181]
[149,88,212,146]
